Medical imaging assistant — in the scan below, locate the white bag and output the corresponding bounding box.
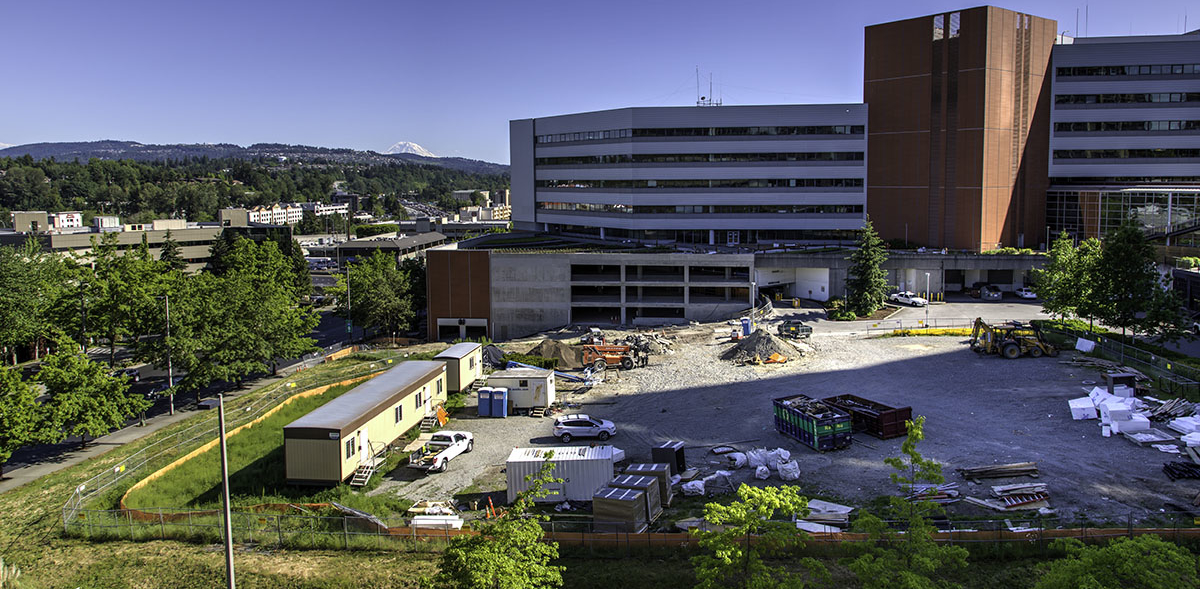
[727,452,747,469]
[681,480,706,496]
[746,448,769,468]
[777,459,800,481]
[755,465,770,480]
[767,448,791,471]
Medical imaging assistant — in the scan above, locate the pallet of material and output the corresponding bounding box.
[963,496,1050,512]
[1163,461,1200,481]
[955,462,1039,481]
[1123,429,1177,446]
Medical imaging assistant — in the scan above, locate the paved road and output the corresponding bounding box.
[769,293,1051,336]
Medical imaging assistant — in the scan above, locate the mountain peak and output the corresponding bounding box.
[0,142,13,149]
[384,141,436,157]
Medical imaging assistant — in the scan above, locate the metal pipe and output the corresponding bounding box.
[218,394,236,589]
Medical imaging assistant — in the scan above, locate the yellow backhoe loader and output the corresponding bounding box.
[969,318,1058,359]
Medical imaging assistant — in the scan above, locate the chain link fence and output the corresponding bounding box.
[1042,324,1200,400]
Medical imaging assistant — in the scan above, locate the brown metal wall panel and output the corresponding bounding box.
[426,249,492,340]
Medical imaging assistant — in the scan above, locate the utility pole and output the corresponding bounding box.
[217,394,236,589]
[165,294,174,416]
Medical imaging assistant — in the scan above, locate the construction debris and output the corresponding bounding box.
[804,499,854,525]
[904,483,961,504]
[1147,398,1196,421]
[1061,356,1150,381]
[721,330,799,364]
[1163,461,1200,481]
[956,462,1039,481]
[528,339,584,369]
[1123,429,1176,446]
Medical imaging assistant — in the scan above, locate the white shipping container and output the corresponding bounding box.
[506,446,615,504]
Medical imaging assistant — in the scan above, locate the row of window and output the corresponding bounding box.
[534,125,865,144]
[1054,120,1200,133]
[537,202,864,215]
[1054,148,1200,159]
[536,178,864,189]
[534,152,864,166]
[1057,64,1200,78]
[1055,93,1200,105]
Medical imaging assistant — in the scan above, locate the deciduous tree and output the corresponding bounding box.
[0,367,44,477]
[1034,535,1198,589]
[692,484,829,589]
[39,338,148,447]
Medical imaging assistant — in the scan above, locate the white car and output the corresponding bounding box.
[1015,287,1037,299]
[408,431,474,473]
[552,414,616,443]
[889,291,928,307]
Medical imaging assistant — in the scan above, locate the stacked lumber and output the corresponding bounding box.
[1163,461,1200,481]
[956,462,1039,481]
[962,483,1050,511]
[1147,398,1196,421]
[1061,357,1150,381]
[904,483,960,504]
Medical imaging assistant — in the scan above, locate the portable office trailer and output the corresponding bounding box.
[487,368,555,410]
[506,445,615,503]
[609,474,662,523]
[592,487,648,533]
[434,342,483,393]
[283,361,447,485]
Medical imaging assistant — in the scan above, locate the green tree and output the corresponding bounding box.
[0,367,45,477]
[1071,238,1104,329]
[691,484,829,589]
[39,338,148,447]
[427,451,564,589]
[1032,232,1078,324]
[0,238,70,363]
[87,233,165,365]
[845,217,890,317]
[1094,222,1174,337]
[158,229,186,271]
[848,416,968,589]
[328,250,417,339]
[1034,535,1199,589]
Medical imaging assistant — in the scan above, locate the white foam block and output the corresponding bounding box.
[1069,397,1098,420]
[1114,414,1150,433]
[1112,385,1135,398]
[1100,400,1132,422]
[1169,417,1200,434]
[1182,432,1200,447]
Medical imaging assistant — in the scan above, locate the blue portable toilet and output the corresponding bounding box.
[491,387,509,418]
[741,317,752,336]
[477,387,492,417]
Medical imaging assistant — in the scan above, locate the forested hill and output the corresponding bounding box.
[0,155,508,223]
[0,141,508,176]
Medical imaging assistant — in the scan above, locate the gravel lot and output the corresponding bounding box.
[373,324,1198,521]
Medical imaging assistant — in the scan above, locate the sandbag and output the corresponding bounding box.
[681,480,706,496]
[755,465,770,480]
[726,452,747,469]
[777,459,800,481]
[746,448,769,468]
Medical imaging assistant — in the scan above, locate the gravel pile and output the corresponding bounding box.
[529,339,584,369]
[720,330,798,363]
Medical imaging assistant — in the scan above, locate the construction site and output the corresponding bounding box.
[367,313,1200,532]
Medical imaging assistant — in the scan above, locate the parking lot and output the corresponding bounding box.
[374,313,1197,522]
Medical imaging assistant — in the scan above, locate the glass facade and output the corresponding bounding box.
[537,202,863,215]
[1047,187,1200,240]
[1056,64,1200,77]
[1054,148,1200,159]
[535,125,864,144]
[535,151,864,166]
[1054,120,1200,133]
[536,178,864,189]
[1055,93,1200,105]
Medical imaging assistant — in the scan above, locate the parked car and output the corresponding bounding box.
[552,414,617,443]
[777,319,813,339]
[889,291,928,307]
[111,367,140,382]
[981,285,1003,301]
[966,281,989,298]
[1014,287,1037,299]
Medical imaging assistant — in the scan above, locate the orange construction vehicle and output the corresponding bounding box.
[582,344,635,371]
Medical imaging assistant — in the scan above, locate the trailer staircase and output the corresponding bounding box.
[349,441,387,487]
[419,415,439,432]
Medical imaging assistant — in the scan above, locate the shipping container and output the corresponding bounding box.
[506,446,615,503]
[476,387,492,417]
[609,474,662,523]
[822,394,912,439]
[592,487,648,533]
[773,394,852,451]
[623,462,673,506]
[491,387,508,418]
[651,440,687,475]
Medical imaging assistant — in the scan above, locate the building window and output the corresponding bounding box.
[468,357,475,369]
[438,380,443,394]
[948,12,960,37]
[394,405,403,424]
[933,14,944,40]
[519,380,529,387]
[345,438,355,459]
[415,390,424,408]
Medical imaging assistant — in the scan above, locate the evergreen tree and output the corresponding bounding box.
[845,217,890,317]
[158,229,186,271]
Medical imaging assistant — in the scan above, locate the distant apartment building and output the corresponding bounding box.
[300,201,350,217]
[49,211,84,230]
[451,189,489,203]
[248,203,304,225]
[93,215,121,233]
[1045,31,1200,241]
[457,205,511,221]
[510,104,868,247]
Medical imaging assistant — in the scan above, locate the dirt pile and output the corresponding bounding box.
[529,339,584,369]
[720,330,800,364]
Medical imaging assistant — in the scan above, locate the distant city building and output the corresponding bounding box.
[457,205,511,222]
[510,104,867,246]
[299,201,350,217]
[1045,30,1200,241]
[246,203,304,225]
[48,211,83,230]
[93,215,121,233]
[451,189,489,203]
[11,211,48,233]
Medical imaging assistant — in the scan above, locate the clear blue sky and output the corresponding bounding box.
[0,0,1193,164]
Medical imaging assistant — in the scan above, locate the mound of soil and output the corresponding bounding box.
[721,330,799,363]
[528,339,584,369]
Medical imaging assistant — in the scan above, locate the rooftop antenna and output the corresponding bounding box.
[695,69,722,107]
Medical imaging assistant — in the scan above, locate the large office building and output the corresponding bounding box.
[1045,31,1200,241]
[864,6,1057,251]
[510,104,868,247]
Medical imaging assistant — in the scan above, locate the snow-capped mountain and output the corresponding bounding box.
[384,141,436,157]
[0,142,13,149]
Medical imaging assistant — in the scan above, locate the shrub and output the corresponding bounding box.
[829,309,857,321]
[354,224,399,238]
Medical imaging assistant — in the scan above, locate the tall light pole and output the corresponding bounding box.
[217,394,237,589]
[924,272,931,328]
[165,294,174,416]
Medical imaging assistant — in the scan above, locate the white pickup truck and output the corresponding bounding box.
[407,431,474,473]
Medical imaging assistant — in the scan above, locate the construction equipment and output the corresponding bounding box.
[579,327,605,345]
[582,344,636,371]
[969,318,1057,359]
[776,319,813,339]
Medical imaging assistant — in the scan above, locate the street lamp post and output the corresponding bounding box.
[165,294,174,416]
[924,272,931,328]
